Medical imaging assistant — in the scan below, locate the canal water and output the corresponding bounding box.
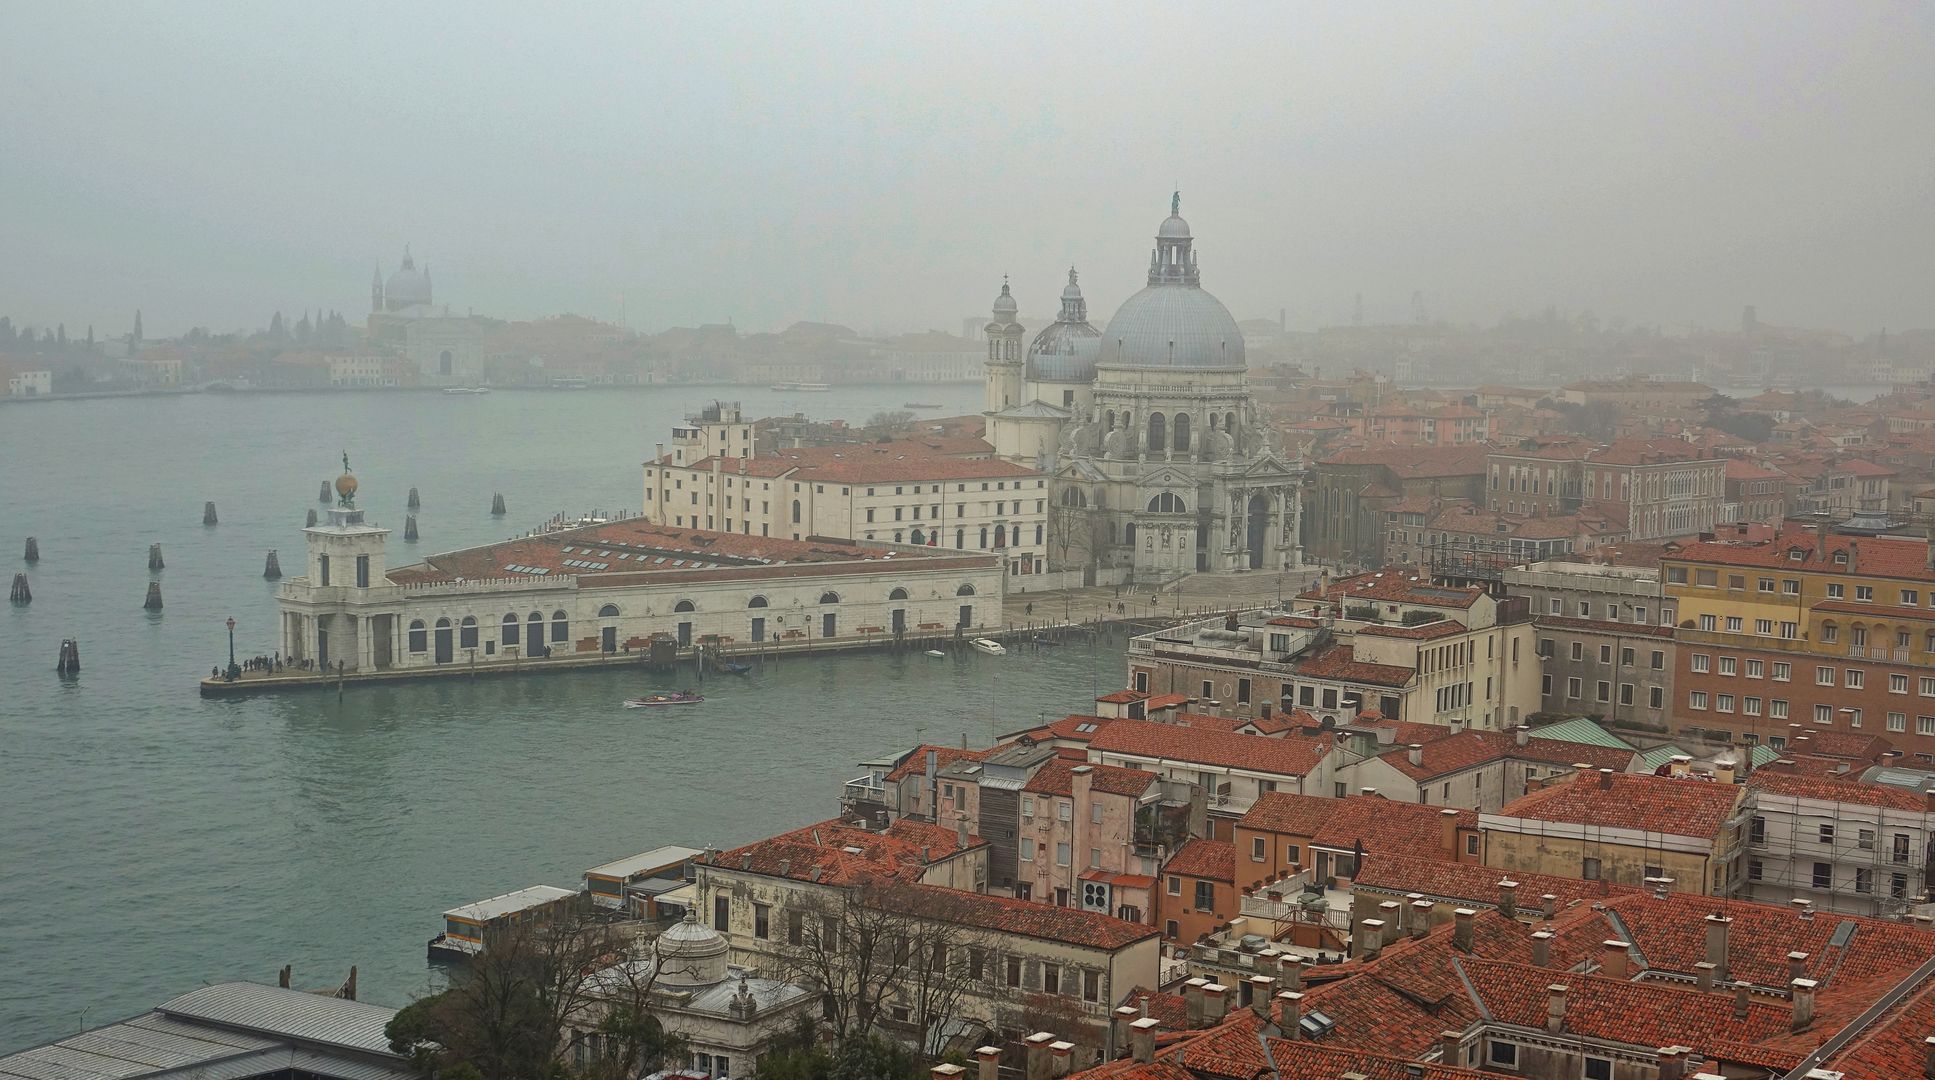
[0,384,1127,1050]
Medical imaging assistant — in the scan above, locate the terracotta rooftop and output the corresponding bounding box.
[1662,525,1935,581]
[1236,791,1340,837]
[1024,759,1160,799]
[1352,851,1635,910]
[1088,719,1332,778]
[1377,730,1638,782]
[1749,771,1933,811]
[880,882,1158,950]
[1289,643,1416,688]
[883,744,989,784]
[1162,838,1235,882]
[1302,571,1487,610]
[1309,797,1475,857]
[1495,771,1742,839]
[711,817,984,887]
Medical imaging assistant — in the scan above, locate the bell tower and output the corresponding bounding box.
[983,277,1024,412]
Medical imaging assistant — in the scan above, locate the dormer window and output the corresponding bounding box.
[1833,551,1848,565]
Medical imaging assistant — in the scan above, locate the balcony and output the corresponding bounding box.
[841,775,887,808]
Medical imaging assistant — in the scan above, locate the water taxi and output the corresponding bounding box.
[428,884,576,961]
[970,638,1006,655]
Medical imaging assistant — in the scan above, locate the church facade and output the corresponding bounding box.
[983,197,1303,579]
[366,246,488,382]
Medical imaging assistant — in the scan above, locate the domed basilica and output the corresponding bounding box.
[983,196,1302,577]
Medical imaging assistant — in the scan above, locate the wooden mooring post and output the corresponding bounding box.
[263,550,282,579]
[306,508,318,527]
[407,487,421,510]
[148,543,164,571]
[143,582,163,611]
[56,638,80,674]
[404,515,419,542]
[203,501,218,526]
[490,493,507,516]
[9,573,28,604]
[23,536,38,563]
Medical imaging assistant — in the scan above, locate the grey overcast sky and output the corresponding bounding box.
[2,1,1931,339]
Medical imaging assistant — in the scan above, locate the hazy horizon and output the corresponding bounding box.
[3,1,1932,340]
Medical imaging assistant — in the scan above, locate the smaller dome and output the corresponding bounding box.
[334,472,358,499]
[655,914,730,987]
[992,280,1018,319]
[1158,214,1191,239]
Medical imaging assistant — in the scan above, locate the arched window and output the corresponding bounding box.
[909,527,924,545]
[889,587,909,601]
[1147,412,1166,452]
[1035,523,1043,544]
[551,609,569,643]
[598,604,620,618]
[1148,492,1186,514]
[994,524,1007,548]
[819,591,840,604]
[673,599,696,613]
[956,583,976,596]
[1174,412,1191,451]
[956,527,965,549]
[1061,487,1086,507]
[1125,522,1137,546]
[1105,409,1116,432]
[791,500,801,524]
[459,616,478,648]
[501,614,520,646]
[1224,411,1236,435]
[408,620,427,652]
[1852,625,1868,647]
[435,617,451,629]
[979,525,989,548]
[748,595,769,609]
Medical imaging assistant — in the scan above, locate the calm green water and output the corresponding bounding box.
[0,385,1125,1050]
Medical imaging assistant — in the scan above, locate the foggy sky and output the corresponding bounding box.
[3,1,1931,339]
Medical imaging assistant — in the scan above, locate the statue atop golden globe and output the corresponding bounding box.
[334,450,358,509]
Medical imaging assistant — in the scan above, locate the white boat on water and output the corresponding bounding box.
[970,638,1006,655]
[925,649,946,658]
[442,386,490,395]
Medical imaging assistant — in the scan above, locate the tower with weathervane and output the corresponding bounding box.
[285,453,394,671]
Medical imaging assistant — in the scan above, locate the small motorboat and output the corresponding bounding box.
[925,649,946,658]
[903,402,942,409]
[718,661,752,676]
[624,690,704,707]
[970,638,1007,656]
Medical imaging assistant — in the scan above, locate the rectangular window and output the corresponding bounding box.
[1919,716,1935,736]
[713,895,729,932]
[1620,683,1634,706]
[1746,659,1763,679]
[1596,681,1610,703]
[1688,691,1708,710]
[1758,577,1776,593]
[1905,590,1921,606]
[1813,862,1831,888]
[1817,666,1836,686]
[1006,956,1022,988]
[787,909,804,945]
[1827,583,1846,599]
[1571,641,1584,661]
[1718,656,1737,676]
[1599,644,1613,664]
[1056,842,1071,866]
[1582,858,1601,880]
[1893,674,1911,694]
[1773,662,1791,682]
[1700,614,1717,632]
[1784,579,1801,594]
[1726,616,1743,632]
[1194,880,1215,909]
[1716,694,1734,713]
[1488,1042,1518,1068]
[1692,654,1711,673]
[1847,670,1865,690]
[1744,696,1761,716]
[1166,875,1180,895]
[1857,585,1875,602]
[1251,837,1266,862]
[1567,677,1582,699]
[1771,699,1788,719]
[1650,686,1665,709]
[1584,1057,1613,1080]
[1652,650,1665,670]
[1755,619,1773,636]
[1043,965,1060,995]
[753,903,770,940]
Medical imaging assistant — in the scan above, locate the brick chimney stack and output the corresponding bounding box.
[1531,929,1553,968]
[1601,940,1631,979]
[1705,915,1732,982]
[1545,984,1567,1034]
[1049,1040,1074,1078]
[1453,908,1476,952]
[1129,1019,1159,1063]
[1276,991,1304,1039]
[1359,920,1386,959]
[1249,976,1277,1021]
[1790,978,1818,1032]
[1023,1034,1054,1080]
[975,1046,1002,1080]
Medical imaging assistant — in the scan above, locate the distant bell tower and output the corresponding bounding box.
[371,263,384,314]
[984,277,1024,412]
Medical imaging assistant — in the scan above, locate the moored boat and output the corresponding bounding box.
[925,649,946,658]
[970,638,1006,655]
[624,690,704,707]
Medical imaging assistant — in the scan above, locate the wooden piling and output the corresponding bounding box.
[263,550,282,580]
[143,582,163,610]
[9,573,28,604]
[203,501,218,526]
[491,493,507,516]
[320,481,333,503]
[57,638,80,673]
[404,515,419,542]
[148,543,164,571]
[306,508,318,527]
[407,487,421,510]
[23,537,38,563]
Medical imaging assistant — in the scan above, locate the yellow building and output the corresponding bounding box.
[1480,769,1746,896]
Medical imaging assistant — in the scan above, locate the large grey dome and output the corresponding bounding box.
[1097,285,1246,371]
[655,915,730,986]
[384,247,431,309]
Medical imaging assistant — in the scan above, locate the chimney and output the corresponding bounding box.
[1276,991,1304,1039]
[1407,743,1424,767]
[1497,879,1519,918]
[1733,983,1751,1020]
[1441,808,1462,856]
[1922,1035,1935,1080]
[1515,725,1530,747]
[1024,1033,1054,1080]
[1598,767,1614,790]
[1202,983,1229,1024]
[1183,978,1207,1028]
[1657,1046,1688,1080]
[1281,956,1306,990]
[1378,901,1403,942]
[1791,978,1818,1031]
[1705,915,1732,982]
[1601,939,1631,979]
[933,1066,967,1080]
[1788,951,1811,982]
[1531,929,1553,968]
[1694,961,1717,991]
[976,1046,1002,1080]
[1715,758,1737,786]
[1439,1031,1462,1064]
[1249,976,1277,1021]
[1050,1041,1074,1078]
[1545,984,1567,1034]
[1128,1019,1159,1063]
[957,814,970,849]
[1411,900,1434,939]
[1669,755,1692,777]
[1111,1007,1137,1056]
[1453,908,1476,952]
[1541,893,1558,919]
[1359,919,1386,959]
[741,853,752,870]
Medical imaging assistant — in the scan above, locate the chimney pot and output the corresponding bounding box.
[1377,901,1403,942]
[1656,1046,1689,1080]
[1049,1041,1074,1079]
[1275,991,1304,1039]
[1202,983,1229,1024]
[933,1066,967,1080]
[1183,978,1208,1028]
[1407,743,1423,767]
[1598,767,1614,789]
[1734,983,1751,1020]
[1601,939,1631,979]
[1530,930,1553,968]
[1410,900,1434,939]
[1791,978,1818,1031]
[1694,960,1717,991]
[1788,951,1810,981]
[1439,1030,1462,1064]
[1281,956,1306,990]
[1024,1033,1054,1080]
[1497,878,1519,918]
[1545,984,1567,1034]
[1453,908,1476,952]
[1359,919,1386,959]
[1705,914,1732,981]
[1128,1019,1159,1063]
[1248,976,1276,1021]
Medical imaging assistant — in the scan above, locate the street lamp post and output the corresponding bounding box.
[225,617,240,680]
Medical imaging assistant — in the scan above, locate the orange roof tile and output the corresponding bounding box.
[1749,771,1932,811]
[1088,720,1332,778]
[878,882,1158,950]
[1496,771,1742,838]
[1289,643,1415,688]
[1024,759,1159,799]
[1377,730,1637,782]
[1236,791,1338,836]
[713,817,984,887]
[1309,797,1474,856]
[1162,838,1235,882]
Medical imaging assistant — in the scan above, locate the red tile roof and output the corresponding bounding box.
[1096,690,1147,704]
[1088,719,1333,778]
[1025,759,1159,799]
[1236,791,1340,836]
[1496,772,1742,839]
[1163,838,1235,882]
[1591,890,1935,989]
[712,817,984,887]
[1309,797,1474,857]
[1378,730,1638,782]
[877,882,1158,950]
[884,744,989,783]
[1355,619,1469,640]
[1662,525,1935,582]
[1289,644,1415,688]
[1749,771,1932,811]
[1353,852,1636,910]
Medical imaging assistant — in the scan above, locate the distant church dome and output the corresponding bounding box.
[1096,195,1246,372]
[991,280,1018,320]
[383,246,432,310]
[1027,266,1102,383]
[654,914,730,987]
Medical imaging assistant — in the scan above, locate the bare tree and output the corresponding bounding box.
[866,410,916,433]
[1046,502,1103,582]
[387,902,689,1080]
[770,880,998,1052]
